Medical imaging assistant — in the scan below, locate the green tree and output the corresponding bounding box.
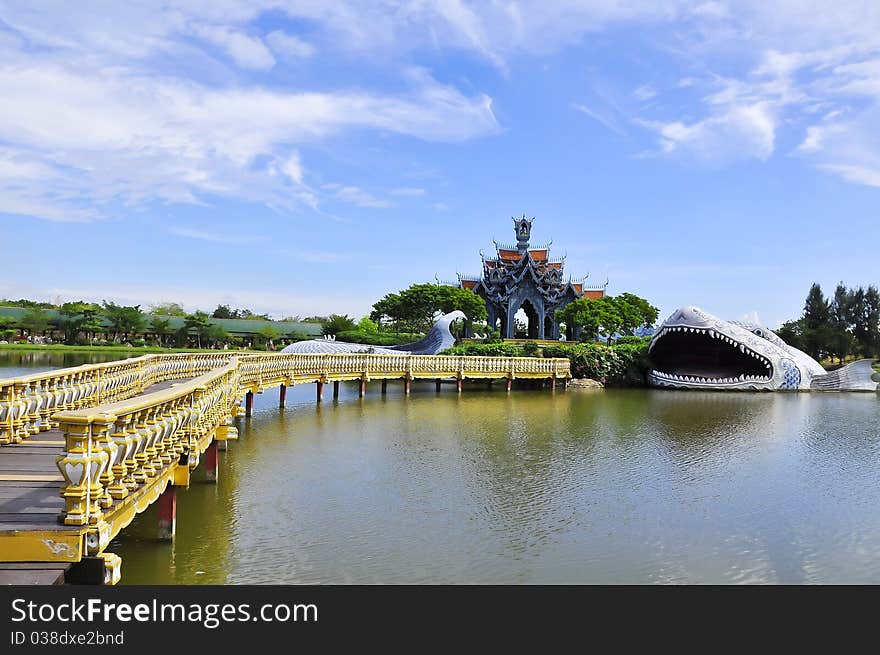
[0,316,19,341]
[255,325,280,350]
[849,285,880,357]
[556,292,656,343]
[777,319,806,352]
[58,302,103,344]
[802,283,832,360]
[357,316,380,333]
[101,301,146,342]
[183,311,212,348]
[434,285,487,334]
[371,293,406,333]
[370,284,486,335]
[19,307,51,337]
[150,302,187,317]
[212,304,234,319]
[829,283,854,363]
[206,323,231,348]
[613,293,659,337]
[321,314,357,336]
[150,316,172,347]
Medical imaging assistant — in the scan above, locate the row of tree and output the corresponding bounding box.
[777,283,880,362]
[0,302,308,349]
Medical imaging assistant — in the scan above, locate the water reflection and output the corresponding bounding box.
[3,356,878,584]
[0,350,137,378]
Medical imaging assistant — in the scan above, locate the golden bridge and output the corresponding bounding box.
[0,352,570,584]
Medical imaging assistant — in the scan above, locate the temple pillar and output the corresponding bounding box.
[537,306,546,340]
[507,305,517,339]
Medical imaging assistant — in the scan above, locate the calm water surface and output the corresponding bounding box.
[3,353,879,584]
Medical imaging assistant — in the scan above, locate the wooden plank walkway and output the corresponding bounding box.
[0,378,188,585]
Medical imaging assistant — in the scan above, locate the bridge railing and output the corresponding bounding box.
[53,359,240,552]
[0,353,237,445]
[44,352,567,551]
[235,352,571,386]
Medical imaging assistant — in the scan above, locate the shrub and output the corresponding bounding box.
[542,341,650,386]
[521,341,540,357]
[442,342,525,357]
[335,330,424,346]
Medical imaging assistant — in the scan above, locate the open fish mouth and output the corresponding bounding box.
[649,325,774,387]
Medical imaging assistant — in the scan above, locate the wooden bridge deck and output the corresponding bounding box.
[0,378,188,585]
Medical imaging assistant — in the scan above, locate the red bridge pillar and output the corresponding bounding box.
[157,485,176,541]
[205,440,218,483]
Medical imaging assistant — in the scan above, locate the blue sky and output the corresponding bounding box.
[1,2,878,327]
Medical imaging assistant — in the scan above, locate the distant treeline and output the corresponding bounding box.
[777,283,880,362]
[0,299,323,349]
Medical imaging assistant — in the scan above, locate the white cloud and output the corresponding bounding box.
[266,30,315,59]
[0,62,496,221]
[190,24,276,70]
[572,103,627,136]
[168,226,264,244]
[323,184,393,208]
[633,85,657,101]
[279,152,304,185]
[645,102,777,161]
[391,187,426,196]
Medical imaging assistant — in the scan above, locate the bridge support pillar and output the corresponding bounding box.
[360,378,366,397]
[279,384,286,407]
[435,379,442,392]
[457,377,463,393]
[157,484,176,541]
[381,380,387,395]
[316,381,324,402]
[205,440,219,483]
[551,376,557,391]
[506,377,512,393]
[245,391,254,417]
[404,378,411,395]
[333,381,340,399]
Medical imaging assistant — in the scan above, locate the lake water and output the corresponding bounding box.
[3,352,880,584]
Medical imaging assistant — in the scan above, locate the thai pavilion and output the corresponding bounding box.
[456,216,607,340]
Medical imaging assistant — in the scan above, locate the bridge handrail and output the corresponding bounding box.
[0,352,235,445]
[25,351,570,550]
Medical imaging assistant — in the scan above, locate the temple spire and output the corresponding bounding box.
[513,214,533,252]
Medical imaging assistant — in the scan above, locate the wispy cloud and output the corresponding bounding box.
[266,30,315,59]
[322,184,393,208]
[633,85,657,101]
[391,187,426,196]
[572,103,627,136]
[168,227,263,244]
